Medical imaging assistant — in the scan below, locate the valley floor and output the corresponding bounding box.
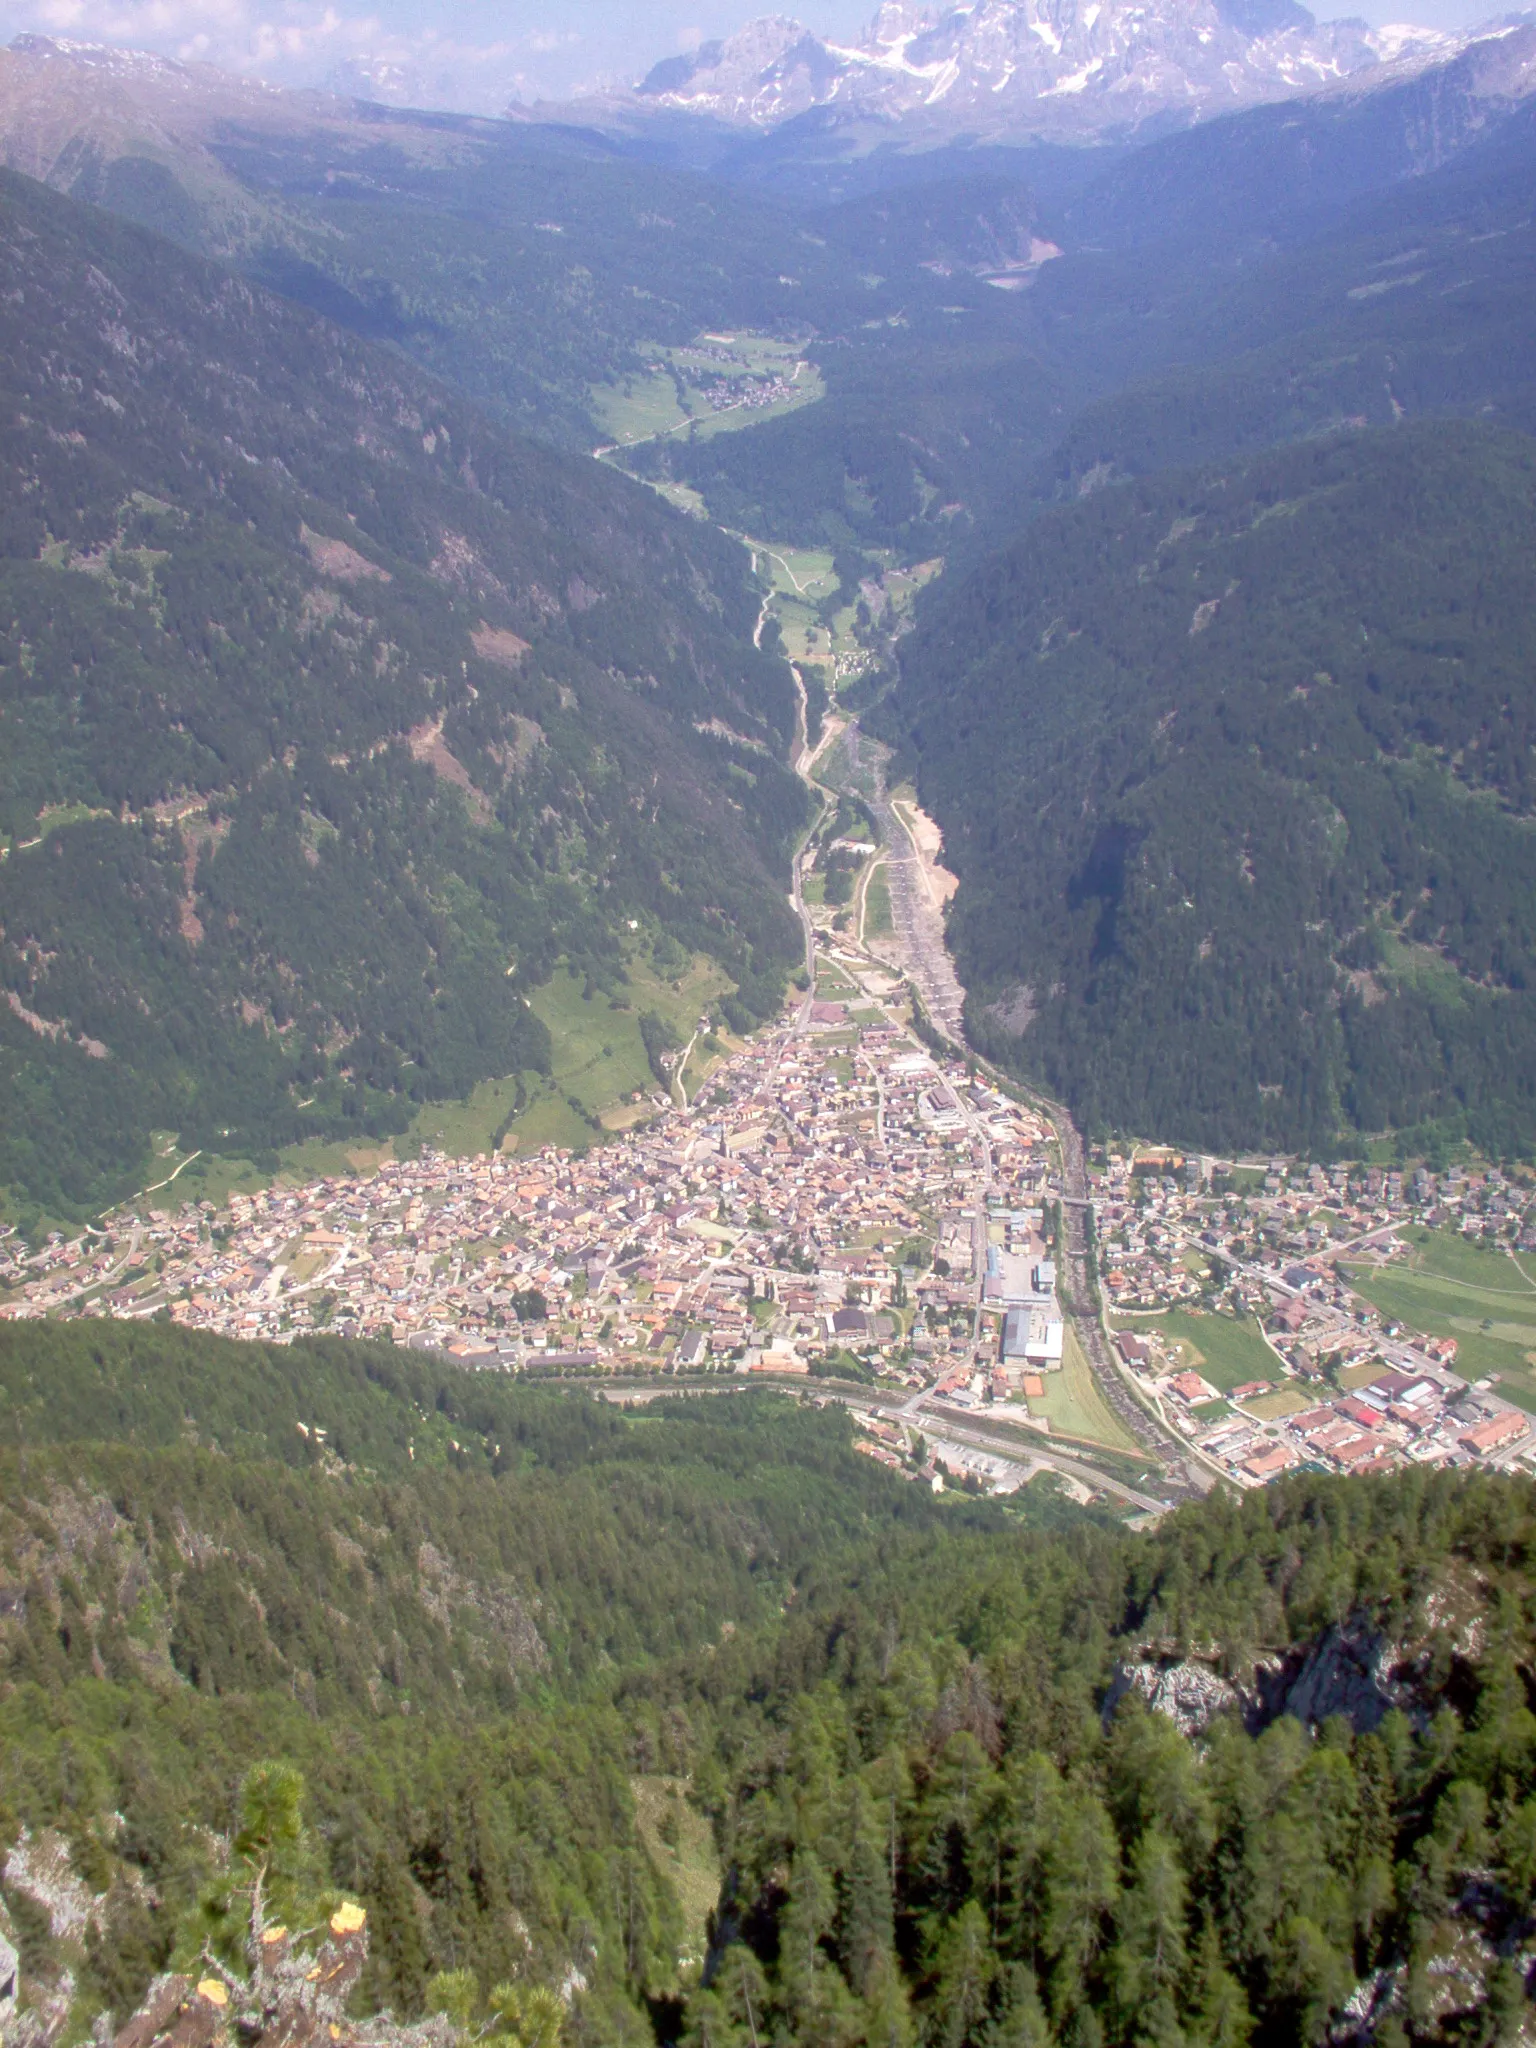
[7,629,1528,1511]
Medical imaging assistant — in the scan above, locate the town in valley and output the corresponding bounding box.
[6,962,1534,1512]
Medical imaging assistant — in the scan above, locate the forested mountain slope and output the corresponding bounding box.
[1030,122,1536,504]
[623,83,1536,563]
[5,1319,1536,2048]
[1055,18,1536,256]
[889,421,1536,1156]
[0,37,942,450]
[0,167,804,1220]
[0,1322,968,2039]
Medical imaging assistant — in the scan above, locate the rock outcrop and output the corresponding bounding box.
[1108,1611,1437,1736]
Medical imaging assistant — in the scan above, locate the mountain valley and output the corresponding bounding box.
[6,17,1536,2047]
[1,9,1536,1189]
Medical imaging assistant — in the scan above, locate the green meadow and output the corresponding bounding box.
[1115,1307,1280,1393]
[1026,1325,1139,1452]
[591,331,824,453]
[1342,1224,1536,1409]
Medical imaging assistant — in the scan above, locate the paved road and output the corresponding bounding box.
[672,1026,702,1108]
[38,1217,145,1310]
[1173,1226,1467,1402]
[824,725,1198,1491]
[786,671,846,1032]
[830,1389,1173,1513]
[916,1400,1175,1513]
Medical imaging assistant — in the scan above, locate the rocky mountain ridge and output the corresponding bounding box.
[601,0,1465,144]
[0,35,496,258]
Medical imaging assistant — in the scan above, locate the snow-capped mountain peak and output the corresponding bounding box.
[618,0,1461,142]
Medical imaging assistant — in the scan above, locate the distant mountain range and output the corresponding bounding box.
[547,0,1473,146]
[0,32,938,446]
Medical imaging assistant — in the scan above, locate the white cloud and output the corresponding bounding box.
[12,0,375,75]
[0,0,595,110]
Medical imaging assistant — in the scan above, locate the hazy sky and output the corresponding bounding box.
[0,0,1513,113]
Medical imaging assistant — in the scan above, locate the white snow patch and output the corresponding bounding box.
[832,30,947,77]
[1043,58,1103,94]
[1370,21,1454,59]
[926,55,962,100]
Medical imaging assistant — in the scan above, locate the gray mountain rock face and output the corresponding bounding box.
[1107,1615,1436,1737]
[1268,1619,1425,1733]
[615,0,1461,144]
[1104,1656,1252,1735]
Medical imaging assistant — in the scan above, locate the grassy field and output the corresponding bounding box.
[331,953,730,1163]
[1341,1359,1391,1390]
[631,1776,720,1970]
[1118,1307,1279,1393]
[757,542,836,601]
[1027,1324,1139,1452]
[649,479,710,520]
[591,332,824,454]
[518,957,730,1131]
[11,801,113,852]
[679,1028,738,1105]
[590,369,689,447]
[1341,1224,1536,1408]
[1241,1384,1313,1421]
[399,1074,530,1157]
[81,950,737,1218]
[864,863,893,940]
[747,540,839,663]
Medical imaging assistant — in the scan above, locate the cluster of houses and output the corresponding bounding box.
[13,999,1536,1504]
[4,1008,1054,1385]
[1098,1152,1536,1321]
[1096,1148,1536,1486]
[1151,1356,1536,1487]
